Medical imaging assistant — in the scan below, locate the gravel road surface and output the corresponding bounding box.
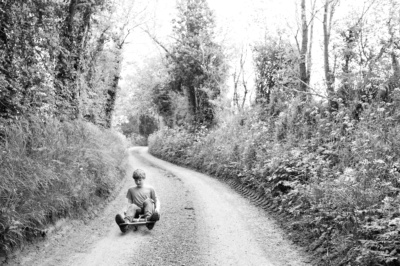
[9,147,311,266]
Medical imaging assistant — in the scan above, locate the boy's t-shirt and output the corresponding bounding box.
[126,185,157,208]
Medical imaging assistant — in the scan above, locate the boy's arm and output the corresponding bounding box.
[126,189,133,204]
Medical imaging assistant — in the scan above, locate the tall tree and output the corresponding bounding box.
[55,0,107,120]
[0,0,141,128]
[0,0,61,120]
[387,0,400,89]
[167,0,226,127]
[293,0,316,99]
[323,0,339,95]
[253,38,298,105]
[299,0,310,94]
[334,0,397,104]
[232,47,249,110]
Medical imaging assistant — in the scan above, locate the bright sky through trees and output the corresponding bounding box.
[119,0,384,106]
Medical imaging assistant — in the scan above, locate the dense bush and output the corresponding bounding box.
[149,97,400,265]
[0,118,127,254]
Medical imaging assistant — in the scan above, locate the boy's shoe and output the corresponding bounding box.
[146,222,155,230]
[115,214,128,233]
[115,214,125,224]
[146,212,159,230]
[149,212,160,222]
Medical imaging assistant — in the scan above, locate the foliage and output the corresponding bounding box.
[253,37,299,109]
[0,117,127,254]
[325,0,400,106]
[166,0,227,126]
[138,114,158,138]
[149,94,400,265]
[119,114,158,144]
[0,0,152,257]
[141,2,400,265]
[151,84,174,124]
[113,54,174,128]
[0,0,128,127]
[119,115,140,137]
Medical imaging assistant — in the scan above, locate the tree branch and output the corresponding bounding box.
[287,77,328,99]
[142,28,176,61]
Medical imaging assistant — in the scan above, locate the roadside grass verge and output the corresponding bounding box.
[149,101,400,266]
[0,117,128,255]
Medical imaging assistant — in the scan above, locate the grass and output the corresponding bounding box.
[0,117,128,254]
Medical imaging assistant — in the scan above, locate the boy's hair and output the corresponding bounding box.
[132,169,146,180]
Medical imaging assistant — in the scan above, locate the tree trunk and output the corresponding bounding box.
[187,85,197,124]
[105,74,119,128]
[306,0,316,87]
[233,70,239,109]
[392,53,400,77]
[323,0,334,95]
[299,0,309,95]
[55,0,79,120]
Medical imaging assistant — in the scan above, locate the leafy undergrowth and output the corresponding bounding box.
[149,100,400,266]
[0,117,128,255]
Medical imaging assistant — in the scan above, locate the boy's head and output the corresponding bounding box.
[132,169,146,188]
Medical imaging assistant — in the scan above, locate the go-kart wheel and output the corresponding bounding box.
[119,225,128,233]
[116,214,128,233]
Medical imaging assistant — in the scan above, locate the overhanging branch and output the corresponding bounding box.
[142,28,177,61]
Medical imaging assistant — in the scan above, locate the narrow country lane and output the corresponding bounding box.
[10,147,311,266]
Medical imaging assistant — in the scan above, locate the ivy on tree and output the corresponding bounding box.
[0,0,126,128]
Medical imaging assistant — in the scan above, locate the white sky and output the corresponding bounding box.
[119,0,379,105]
[122,0,296,62]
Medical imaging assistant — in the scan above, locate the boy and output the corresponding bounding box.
[115,169,160,232]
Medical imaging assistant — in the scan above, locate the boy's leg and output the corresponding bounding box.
[126,204,141,222]
[142,198,155,219]
[142,198,158,230]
